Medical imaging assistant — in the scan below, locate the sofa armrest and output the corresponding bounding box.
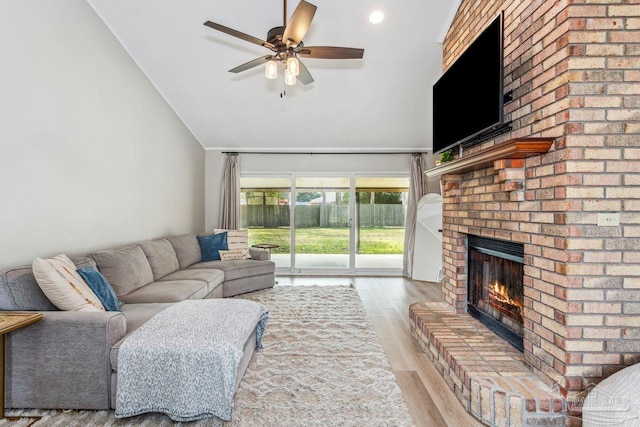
[249,248,271,261]
[5,310,126,410]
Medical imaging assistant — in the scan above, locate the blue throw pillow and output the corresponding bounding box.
[197,232,228,262]
[77,267,123,311]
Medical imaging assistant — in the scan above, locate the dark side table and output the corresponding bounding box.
[251,244,279,253]
[0,312,43,419]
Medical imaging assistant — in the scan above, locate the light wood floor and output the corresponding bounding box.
[276,276,483,427]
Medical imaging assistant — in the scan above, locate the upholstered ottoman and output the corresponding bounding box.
[113,299,268,422]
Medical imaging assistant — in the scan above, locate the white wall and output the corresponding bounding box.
[204,151,439,230]
[0,0,205,268]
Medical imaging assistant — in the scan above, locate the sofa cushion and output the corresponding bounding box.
[159,269,224,295]
[188,259,275,282]
[138,239,180,280]
[197,232,228,262]
[73,257,99,270]
[167,234,201,270]
[77,267,122,311]
[32,255,105,312]
[117,280,209,304]
[0,257,99,311]
[92,245,154,297]
[0,264,58,311]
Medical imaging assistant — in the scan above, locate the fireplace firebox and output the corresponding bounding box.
[467,235,524,351]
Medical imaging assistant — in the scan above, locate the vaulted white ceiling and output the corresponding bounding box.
[87,0,460,152]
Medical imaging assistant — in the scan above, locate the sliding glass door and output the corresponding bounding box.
[293,176,352,271]
[354,176,409,271]
[240,173,408,274]
[239,176,291,269]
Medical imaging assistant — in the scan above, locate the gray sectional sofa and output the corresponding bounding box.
[0,233,275,411]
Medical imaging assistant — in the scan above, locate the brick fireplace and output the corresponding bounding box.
[411,0,640,425]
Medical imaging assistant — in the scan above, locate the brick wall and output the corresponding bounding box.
[440,0,640,401]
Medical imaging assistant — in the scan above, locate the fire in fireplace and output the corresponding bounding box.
[467,235,524,351]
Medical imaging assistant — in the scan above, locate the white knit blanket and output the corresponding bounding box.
[115,299,269,422]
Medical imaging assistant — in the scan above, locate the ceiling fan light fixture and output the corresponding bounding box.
[204,0,364,90]
[287,56,300,77]
[265,59,278,79]
[284,68,297,86]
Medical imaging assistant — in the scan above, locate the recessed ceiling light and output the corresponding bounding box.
[369,10,384,25]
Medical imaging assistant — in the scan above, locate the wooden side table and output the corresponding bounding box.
[0,312,43,418]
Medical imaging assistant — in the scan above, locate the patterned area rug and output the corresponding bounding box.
[4,285,414,426]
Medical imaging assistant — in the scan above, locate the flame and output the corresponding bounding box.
[491,281,522,309]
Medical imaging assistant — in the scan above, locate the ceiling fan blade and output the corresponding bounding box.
[282,0,317,47]
[297,60,314,85]
[298,46,365,59]
[204,21,276,51]
[229,55,273,73]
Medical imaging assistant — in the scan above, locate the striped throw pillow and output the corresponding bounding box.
[214,229,251,259]
[32,254,105,312]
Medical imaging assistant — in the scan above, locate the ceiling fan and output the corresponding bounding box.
[203,0,364,86]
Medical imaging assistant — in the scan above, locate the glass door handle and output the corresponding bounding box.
[348,218,353,228]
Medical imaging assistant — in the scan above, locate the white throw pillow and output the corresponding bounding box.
[219,248,251,261]
[214,229,251,258]
[32,255,105,312]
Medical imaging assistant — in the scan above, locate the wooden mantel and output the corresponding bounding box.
[425,138,553,178]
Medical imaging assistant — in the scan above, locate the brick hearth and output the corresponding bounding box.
[410,302,565,426]
[412,0,640,426]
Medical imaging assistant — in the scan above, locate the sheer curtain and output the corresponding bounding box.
[403,153,428,277]
[219,153,240,229]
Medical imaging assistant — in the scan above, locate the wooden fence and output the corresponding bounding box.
[240,205,405,228]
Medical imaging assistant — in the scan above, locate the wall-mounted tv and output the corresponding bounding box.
[433,14,505,154]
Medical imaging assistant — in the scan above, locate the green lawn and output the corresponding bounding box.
[248,227,404,255]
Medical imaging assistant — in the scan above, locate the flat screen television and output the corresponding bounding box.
[433,14,505,154]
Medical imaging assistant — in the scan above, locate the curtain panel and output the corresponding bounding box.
[403,153,428,277]
[219,154,240,229]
